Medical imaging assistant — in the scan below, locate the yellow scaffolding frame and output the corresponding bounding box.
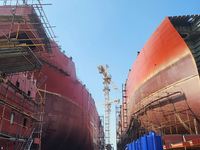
[0,1,58,149]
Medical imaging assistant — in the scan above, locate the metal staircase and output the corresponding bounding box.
[122,83,128,131]
[20,138,33,150]
[17,128,35,150]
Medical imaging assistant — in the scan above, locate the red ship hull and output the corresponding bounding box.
[0,4,103,150]
[0,5,49,150]
[35,42,102,150]
[0,73,39,150]
[118,15,200,147]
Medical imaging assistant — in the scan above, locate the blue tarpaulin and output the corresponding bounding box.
[125,132,163,150]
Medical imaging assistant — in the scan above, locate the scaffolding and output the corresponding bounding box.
[32,87,45,150]
[122,84,128,132]
[115,104,121,150]
[132,91,194,135]
[117,89,200,150]
[0,0,57,74]
[0,1,54,149]
[99,115,105,150]
[117,15,200,150]
[0,72,45,150]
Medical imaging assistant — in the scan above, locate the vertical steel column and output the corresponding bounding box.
[194,116,199,134]
[3,0,7,6]
[115,105,121,150]
[104,78,110,145]
[99,115,105,150]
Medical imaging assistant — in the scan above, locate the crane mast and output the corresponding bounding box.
[97,65,120,147]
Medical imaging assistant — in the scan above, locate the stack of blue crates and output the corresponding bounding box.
[125,132,163,150]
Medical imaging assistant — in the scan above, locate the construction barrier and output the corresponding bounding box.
[125,132,163,150]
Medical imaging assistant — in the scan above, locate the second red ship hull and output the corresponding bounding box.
[118,16,200,142]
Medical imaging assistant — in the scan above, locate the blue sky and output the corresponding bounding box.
[43,0,200,149]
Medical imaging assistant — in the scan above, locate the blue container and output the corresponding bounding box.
[141,134,148,150]
[148,132,163,150]
[124,132,163,150]
[125,144,129,150]
[156,134,163,150]
[149,132,156,150]
[132,141,137,150]
[137,139,141,150]
[128,143,132,150]
[147,135,154,150]
[135,141,138,150]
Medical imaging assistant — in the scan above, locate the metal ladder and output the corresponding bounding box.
[122,84,128,130]
[19,128,35,150]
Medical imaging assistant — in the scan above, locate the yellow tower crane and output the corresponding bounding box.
[97,65,120,147]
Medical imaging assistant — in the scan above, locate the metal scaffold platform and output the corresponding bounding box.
[0,0,57,74]
[0,1,56,149]
[0,72,45,150]
[117,88,200,150]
